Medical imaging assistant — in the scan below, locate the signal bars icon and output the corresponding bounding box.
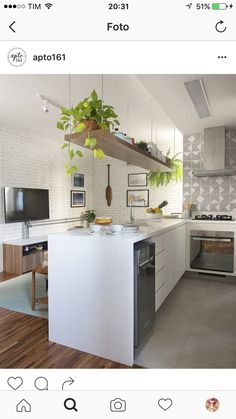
[45,3,53,9]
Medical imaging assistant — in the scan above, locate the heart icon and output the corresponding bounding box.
[7,377,23,390]
[158,398,173,411]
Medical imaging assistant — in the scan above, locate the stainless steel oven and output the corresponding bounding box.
[190,230,234,273]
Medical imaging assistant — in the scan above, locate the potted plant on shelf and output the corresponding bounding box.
[148,149,183,187]
[136,141,149,153]
[146,200,168,218]
[57,90,120,175]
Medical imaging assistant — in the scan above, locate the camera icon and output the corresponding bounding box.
[110,398,126,412]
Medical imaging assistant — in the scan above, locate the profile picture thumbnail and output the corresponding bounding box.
[205,397,220,412]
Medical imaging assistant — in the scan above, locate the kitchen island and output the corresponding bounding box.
[48,220,186,366]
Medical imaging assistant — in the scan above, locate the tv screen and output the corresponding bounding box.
[4,187,49,223]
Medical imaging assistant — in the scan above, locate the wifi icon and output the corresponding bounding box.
[45,3,53,9]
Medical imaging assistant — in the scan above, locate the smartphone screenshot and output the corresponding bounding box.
[0,0,236,417]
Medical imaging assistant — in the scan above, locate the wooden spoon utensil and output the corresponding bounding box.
[106,164,112,207]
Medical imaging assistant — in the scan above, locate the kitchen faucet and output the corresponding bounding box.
[130,198,146,224]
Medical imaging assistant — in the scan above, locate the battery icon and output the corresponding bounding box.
[212,3,228,9]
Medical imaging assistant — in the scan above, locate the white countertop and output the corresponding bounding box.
[49,219,186,243]
[3,219,236,246]
[3,235,48,246]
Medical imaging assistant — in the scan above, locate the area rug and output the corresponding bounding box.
[0,273,48,319]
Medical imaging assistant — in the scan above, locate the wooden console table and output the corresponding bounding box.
[3,236,48,275]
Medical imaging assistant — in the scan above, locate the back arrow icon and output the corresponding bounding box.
[9,21,16,33]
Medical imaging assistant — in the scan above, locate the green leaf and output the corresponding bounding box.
[57,122,64,130]
[90,137,97,149]
[75,122,86,133]
[94,148,105,160]
[91,90,98,101]
[61,107,71,116]
[61,143,69,149]
[84,137,91,147]
[100,122,109,131]
[68,149,75,160]
[76,149,83,158]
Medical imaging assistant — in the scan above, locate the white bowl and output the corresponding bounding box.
[110,224,124,233]
[90,224,103,233]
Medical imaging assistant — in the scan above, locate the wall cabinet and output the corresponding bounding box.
[150,224,186,311]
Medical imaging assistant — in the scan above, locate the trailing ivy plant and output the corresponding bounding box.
[148,149,183,187]
[57,90,119,175]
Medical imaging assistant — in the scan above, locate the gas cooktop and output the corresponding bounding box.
[194,214,233,221]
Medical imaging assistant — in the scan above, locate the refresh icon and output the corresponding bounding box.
[215,20,227,33]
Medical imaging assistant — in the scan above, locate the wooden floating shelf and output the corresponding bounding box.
[65,130,172,172]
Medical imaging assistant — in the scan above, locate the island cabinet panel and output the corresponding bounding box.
[48,221,186,366]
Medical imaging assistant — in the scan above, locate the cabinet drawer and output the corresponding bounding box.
[22,251,45,273]
[155,265,168,292]
[155,249,167,274]
[154,234,166,254]
[149,234,166,255]
[155,283,167,312]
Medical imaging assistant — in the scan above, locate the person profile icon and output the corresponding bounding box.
[205,397,220,412]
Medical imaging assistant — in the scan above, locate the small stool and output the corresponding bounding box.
[32,264,48,310]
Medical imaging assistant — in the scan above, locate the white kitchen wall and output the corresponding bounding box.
[93,152,183,224]
[0,123,94,271]
[92,75,183,222]
[0,74,183,271]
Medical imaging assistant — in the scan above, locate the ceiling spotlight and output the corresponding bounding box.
[37,93,63,113]
[43,100,49,113]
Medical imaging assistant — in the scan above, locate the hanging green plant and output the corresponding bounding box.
[57,89,120,175]
[148,149,183,187]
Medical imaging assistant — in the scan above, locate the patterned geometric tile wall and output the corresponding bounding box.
[183,130,236,212]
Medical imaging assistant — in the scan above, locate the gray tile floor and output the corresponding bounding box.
[135,274,236,368]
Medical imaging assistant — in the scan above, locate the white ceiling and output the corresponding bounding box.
[137,75,236,135]
[0,75,236,140]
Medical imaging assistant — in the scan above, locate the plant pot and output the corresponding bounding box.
[82,120,101,131]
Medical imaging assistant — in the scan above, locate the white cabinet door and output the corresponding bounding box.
[152,225,186,312]
[155,282,167,311]
[166,224,186,293]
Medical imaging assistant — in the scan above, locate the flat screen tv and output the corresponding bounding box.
[4,187,49,223]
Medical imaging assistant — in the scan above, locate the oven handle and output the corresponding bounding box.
[192,237,232,242]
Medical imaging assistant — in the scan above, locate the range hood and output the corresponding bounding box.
[193,126,236,177]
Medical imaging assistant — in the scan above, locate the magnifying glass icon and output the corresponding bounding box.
[64,398,78,412]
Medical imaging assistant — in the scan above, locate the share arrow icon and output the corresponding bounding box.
[62,377,75,390]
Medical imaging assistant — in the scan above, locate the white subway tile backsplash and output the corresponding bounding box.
[1,123,183,271]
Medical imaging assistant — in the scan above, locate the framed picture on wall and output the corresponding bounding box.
[128,173,147,187]
[71,190,86,207]
[127,190,149,207]
[72,173,85,188]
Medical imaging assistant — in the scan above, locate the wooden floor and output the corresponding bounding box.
[0,307,131,368]
[0,272,18,282]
